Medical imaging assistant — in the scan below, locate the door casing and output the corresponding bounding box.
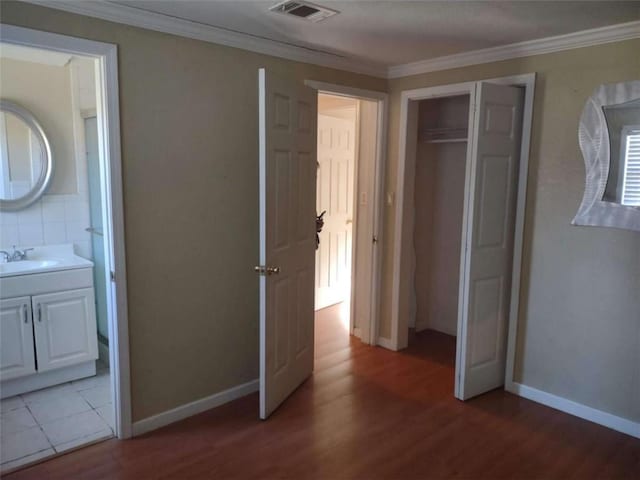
[389,74,536,397]
[305,81,388,346]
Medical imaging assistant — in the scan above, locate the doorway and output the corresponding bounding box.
[0,24,131,473]
[391,75,536,401]
[258,72,387,419]
[407,94,470,388]
[313,89,386,345]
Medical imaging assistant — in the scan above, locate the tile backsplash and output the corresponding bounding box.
[0,193,92,259]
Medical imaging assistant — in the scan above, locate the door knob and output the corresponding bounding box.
[346,218,353,225]
[254,266,280,276]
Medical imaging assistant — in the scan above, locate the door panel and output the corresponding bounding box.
[33,288,98,372]
[457,82,524,400]
[0,296,35,381]
[315,113,356,310]
[259,68,317,419]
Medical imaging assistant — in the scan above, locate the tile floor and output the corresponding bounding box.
[0,363,113,472]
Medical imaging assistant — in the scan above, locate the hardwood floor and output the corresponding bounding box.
[8,304,640,479]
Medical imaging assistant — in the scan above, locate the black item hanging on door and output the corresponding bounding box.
[315,211,326,250]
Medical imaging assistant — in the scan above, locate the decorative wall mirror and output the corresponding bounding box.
[0,99,54,211]
[573,81,640,232]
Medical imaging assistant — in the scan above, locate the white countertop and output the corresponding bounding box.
[0,244,93,278]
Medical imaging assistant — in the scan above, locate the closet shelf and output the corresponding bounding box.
[420,127,468,144]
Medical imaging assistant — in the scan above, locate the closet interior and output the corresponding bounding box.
[411,94,470,351]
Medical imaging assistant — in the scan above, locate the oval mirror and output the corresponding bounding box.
[0,99,53,211]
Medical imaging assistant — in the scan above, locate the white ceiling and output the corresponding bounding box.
[114,1,640,67]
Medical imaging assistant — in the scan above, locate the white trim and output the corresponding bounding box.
[390,74,536,396]
[0,24,132,439]
[305,80,388,347]
[305,81,388,101]
[349,100,361,338]
[132,379,259,437]
[24,0,387,78]
[376,336,396,351]
[507,382,640,439]
[388,21,640,78]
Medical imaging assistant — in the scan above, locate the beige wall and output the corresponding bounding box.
[385,40,640,422]
[0,57,77,194]
[0,1,386,422]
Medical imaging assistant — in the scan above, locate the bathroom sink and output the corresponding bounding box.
[0,259,61,275]
[0,244,93,278]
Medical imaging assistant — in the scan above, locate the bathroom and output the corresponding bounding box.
[0,43,114,472]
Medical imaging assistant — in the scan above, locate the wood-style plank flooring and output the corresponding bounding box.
[8,304,640,479]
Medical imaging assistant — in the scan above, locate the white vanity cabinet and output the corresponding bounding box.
[0,264,99,398]
[0,296,36,381]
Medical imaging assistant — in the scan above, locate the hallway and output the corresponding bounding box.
[7,305,640,479]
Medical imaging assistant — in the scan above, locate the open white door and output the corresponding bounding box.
[456,82,524,400]
[315,113,356,310]
[258,68,317,419]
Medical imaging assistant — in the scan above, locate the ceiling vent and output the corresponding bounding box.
[269,1,339,23]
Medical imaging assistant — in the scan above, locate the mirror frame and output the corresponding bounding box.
[0,99,54,212]
[572,81,640,232]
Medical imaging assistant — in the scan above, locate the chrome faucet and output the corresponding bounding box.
[0,246,34,262]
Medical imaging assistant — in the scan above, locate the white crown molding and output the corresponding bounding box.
[388,20,640,79]
[22,0,388,78]
[20,2,640,80]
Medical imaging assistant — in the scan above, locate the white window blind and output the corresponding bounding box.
[621,128,640,207]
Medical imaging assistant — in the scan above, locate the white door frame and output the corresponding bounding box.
[389,73,536,392]
[1,24,132,438]
[305,80,387,346]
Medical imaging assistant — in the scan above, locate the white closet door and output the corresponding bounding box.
[0,296,35,381]
[315,113,356,310]
[258,68,317,419]
[456,82,524,400]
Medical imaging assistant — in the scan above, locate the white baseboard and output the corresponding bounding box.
[132,379,259,436]
[507,382,640,439]
[376,336,397,351]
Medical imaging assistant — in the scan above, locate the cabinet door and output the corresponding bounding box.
[0,296,36,381]
[33,288,98,372]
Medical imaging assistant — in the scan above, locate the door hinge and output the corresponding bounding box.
[110,270,116,282]
[372,235,378,244]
